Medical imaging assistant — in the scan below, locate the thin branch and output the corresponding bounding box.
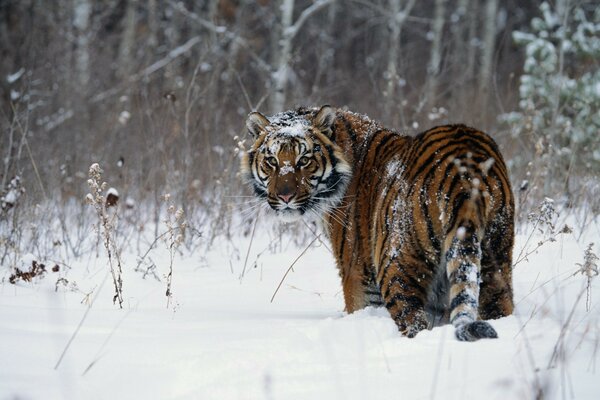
[168,0,271,73]
[349,0,430,23]
[82,307,134,376]
[55,271,110,370]
[135,226,186,272]
[270,234,321,303]
[548,284,586,368]
[91,36,201,103]
[286,0,335,41]
[140,36,201,77]
[10,103,48,201]
[240,213,260,280]
[301,219,332,253]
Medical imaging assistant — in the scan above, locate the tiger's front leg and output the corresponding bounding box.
[342,272,365,313]
[341,263,385,312]
[378,254,431,338]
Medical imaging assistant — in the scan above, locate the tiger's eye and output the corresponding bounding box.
[297,156,310,167]
[266,156,278,166]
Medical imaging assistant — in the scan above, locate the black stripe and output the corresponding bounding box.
[383,275,405,299]
[385,293,423,311]
[411,136,499,184]
[409,145,454,192]
[420,174,441,256]
[450,289,478,311]
[445,192,471,235]
[448,261,480,283]
[379,136,404,162]
[370,130,394,159]
[446,242,480,260]
[362,131,395,228]
[385,293,424,319]
[337,215,348,262]
[340,115,357,143]
[407,125,456,163]
[451,310,474,324]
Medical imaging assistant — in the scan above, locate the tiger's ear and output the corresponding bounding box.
[314,105,336,135]
[246,112,270,138]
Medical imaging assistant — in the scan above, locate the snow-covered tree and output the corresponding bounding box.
[501,2,600,197]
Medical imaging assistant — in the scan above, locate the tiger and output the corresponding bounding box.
[241,105,514,341]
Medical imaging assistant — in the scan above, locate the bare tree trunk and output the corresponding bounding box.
[269,0,333,113]
[478,0,498,103]
[384,0,416,126]
[73,0,91,89]
[424,0,446,108]
[270,0,295,113]
[323,0,338,89]
[311,0,338,99]
[449,0,471,118]
[118,0,138,79]
[465,0,479,83]
[147,0,159,56]
[451,0,469,81]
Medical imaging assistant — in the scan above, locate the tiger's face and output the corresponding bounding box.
[241,106,352,222]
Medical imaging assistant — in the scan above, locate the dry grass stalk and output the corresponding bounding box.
[86,163,124,308]
[514,197,572,268]
[162,193,186,308]
[576,243,599,312]
[270,234,321,303]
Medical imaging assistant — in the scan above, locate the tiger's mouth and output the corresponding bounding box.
[267,196,311,222]
[276,208,304,222]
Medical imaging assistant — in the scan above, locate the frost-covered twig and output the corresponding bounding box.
[575,243,599,312]
[162,194,186,308]
[86,163,124,308]
[514,197,571,268]
[0,176,24,214]
[547,243,599,369]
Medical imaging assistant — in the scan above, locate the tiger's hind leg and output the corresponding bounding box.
[445,221,498,341]
[378,252,430,338]
[479,217,514,320]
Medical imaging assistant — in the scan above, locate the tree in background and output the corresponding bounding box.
[501,2,600,200]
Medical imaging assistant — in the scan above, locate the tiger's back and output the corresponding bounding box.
[243,106,514,341]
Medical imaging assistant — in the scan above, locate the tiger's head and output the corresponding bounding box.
[241,105,352,222]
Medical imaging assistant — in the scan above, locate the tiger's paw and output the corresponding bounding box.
[455,321,498,341]
[397,311,429,338]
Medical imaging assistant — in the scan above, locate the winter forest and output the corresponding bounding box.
[1,0,600,399]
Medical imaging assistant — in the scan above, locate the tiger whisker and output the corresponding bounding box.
[237,202,267,219]
[239,202,269,222]
[308,209,332,231]
[311,203,349,229]
[226,198,265,208]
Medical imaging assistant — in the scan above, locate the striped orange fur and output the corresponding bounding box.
[242,106,514,341]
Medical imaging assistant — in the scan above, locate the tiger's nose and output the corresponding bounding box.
[278,193,295,203]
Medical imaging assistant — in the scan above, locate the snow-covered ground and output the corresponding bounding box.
[1,219,599,400]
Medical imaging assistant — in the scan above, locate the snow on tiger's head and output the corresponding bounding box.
[241,105,352,222]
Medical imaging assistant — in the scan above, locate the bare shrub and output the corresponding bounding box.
[85,163,124,308]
